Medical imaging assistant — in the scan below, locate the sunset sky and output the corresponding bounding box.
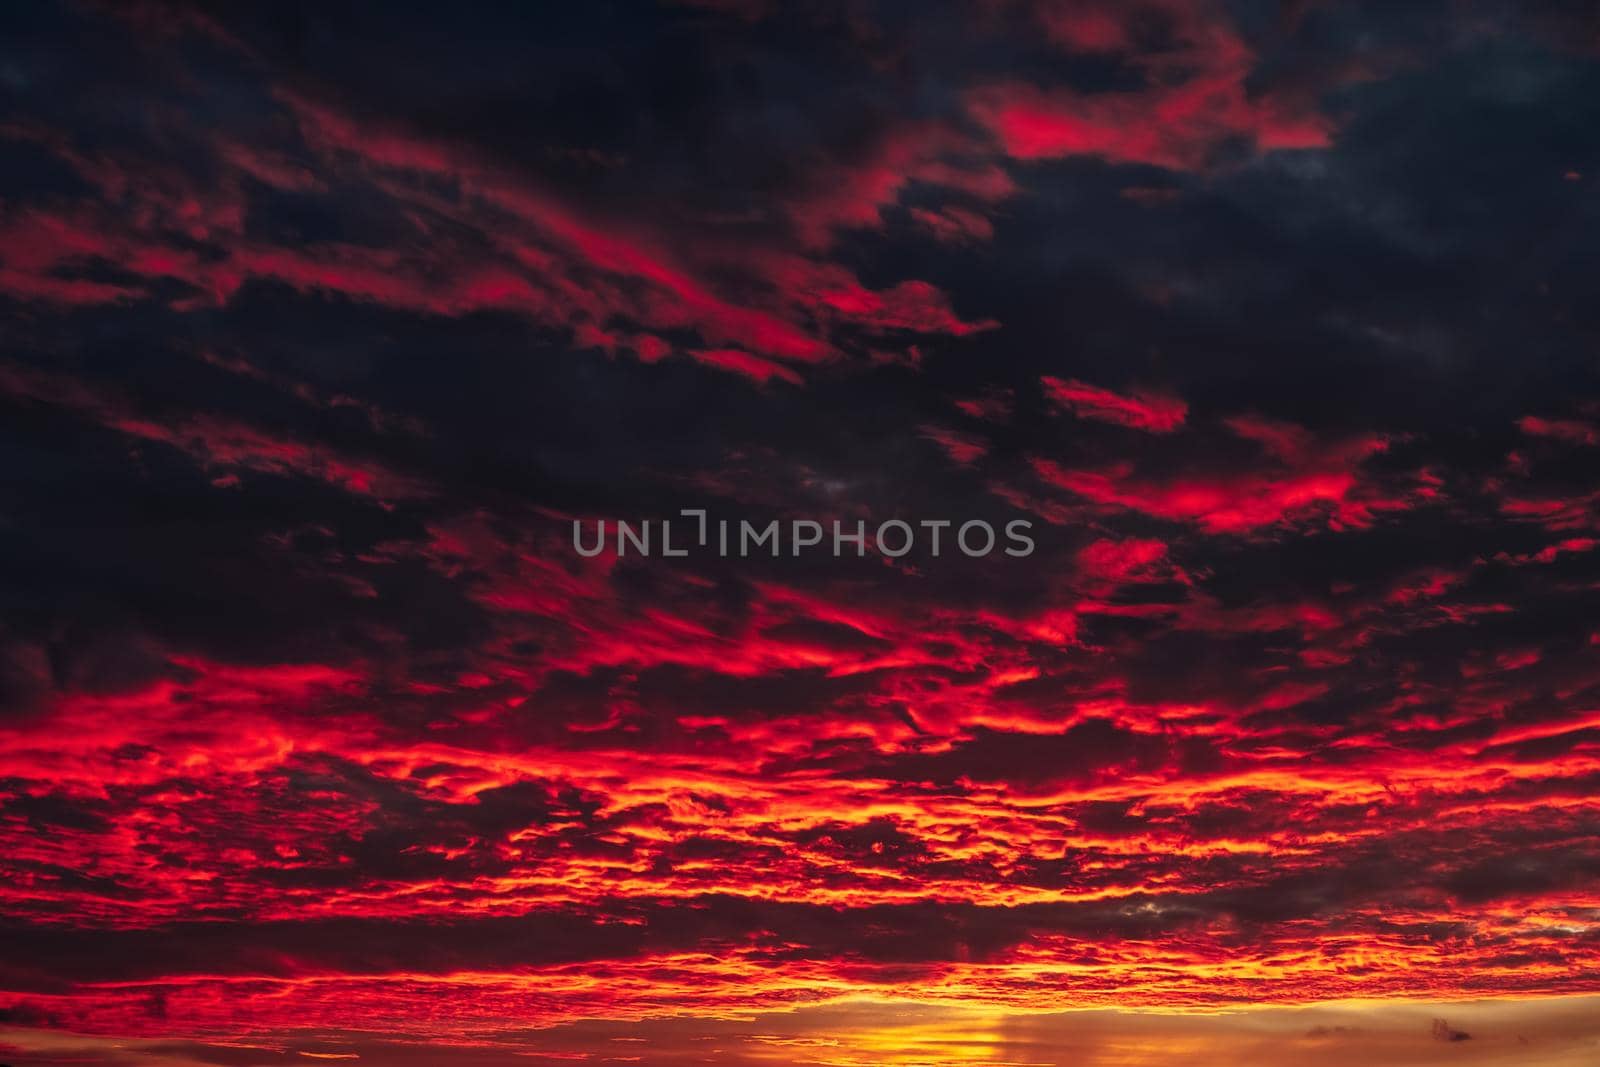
[3,1,1600,1065]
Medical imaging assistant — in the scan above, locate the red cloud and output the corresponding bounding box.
[690,348,803,385]
[1076,537,1172,585]
[1030,419,1402,533]
[1519,414,1600,446]
[955,388,1015,422]
[0,362,426,500]
[782,121,1013,248]
[1041,376,1188,432]
[968,79,1329,169]
[968,2,1331,168]
[920,424,990,466]
[0,91,995,387]
[910,205,995,243]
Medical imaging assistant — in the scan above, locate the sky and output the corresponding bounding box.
[2,0,1600,1064]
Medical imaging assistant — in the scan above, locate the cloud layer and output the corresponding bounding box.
[3,1,1600,1063]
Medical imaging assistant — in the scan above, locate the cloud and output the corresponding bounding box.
[3,0,1600,1060]
[967,1,1332,168]
[1040,376,1188,433]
